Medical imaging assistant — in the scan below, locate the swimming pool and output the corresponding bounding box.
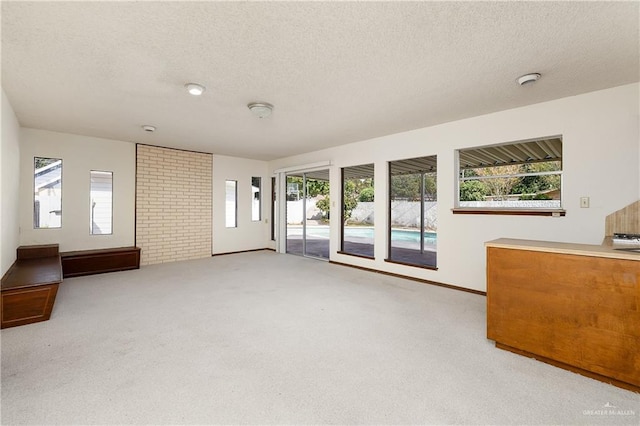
[292,226,437,245]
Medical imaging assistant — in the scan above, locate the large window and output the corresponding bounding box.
[456,136,563,214]
[90,170,113,235]
[340,164,375,258]
[251,177,261,221]
[388,156,437,268]
[225,180,237,228]
[34,157,62,229]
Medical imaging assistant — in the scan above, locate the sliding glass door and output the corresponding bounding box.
[286,170,330,260]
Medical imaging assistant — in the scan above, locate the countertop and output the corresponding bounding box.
[486,237,640,261]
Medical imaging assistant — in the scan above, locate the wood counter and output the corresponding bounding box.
[486,238,640,392]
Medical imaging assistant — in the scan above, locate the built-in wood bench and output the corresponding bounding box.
[1,244,62,329]
[61,246,140,278]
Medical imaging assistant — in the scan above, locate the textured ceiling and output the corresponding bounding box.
[2,1,638,161]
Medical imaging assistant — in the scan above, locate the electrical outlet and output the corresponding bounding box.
[580,197,590,208]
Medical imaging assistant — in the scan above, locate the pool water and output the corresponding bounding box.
[296,226,437,245]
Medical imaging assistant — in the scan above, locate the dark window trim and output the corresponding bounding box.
[336,250,374,260]
[388,157,438,268]
[452,208,566,217]
[340,168,346,252]
[270,177,275,241]
[341,164,375,257]
[456,136,564,212]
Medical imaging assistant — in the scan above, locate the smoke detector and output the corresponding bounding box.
[248,102,274,119]
[516,73,541,86]
[142,125,156,133]
[185,83,206,96]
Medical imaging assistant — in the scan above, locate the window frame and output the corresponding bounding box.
[225,180,238,228]
[453,136,565,217]
[386,156,438,270]
[33,157,63,229]
[90,170,113,235]
[271,176,276,241]
[251,176,261,222]
[339,164,375,259]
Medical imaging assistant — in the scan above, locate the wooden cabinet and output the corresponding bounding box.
[61,247,140,278]
[1,245,62,329]
[486,240,640,392]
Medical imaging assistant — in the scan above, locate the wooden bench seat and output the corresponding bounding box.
[1,244,62,329]
[61,246,140,278]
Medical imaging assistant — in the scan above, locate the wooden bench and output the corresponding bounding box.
[1,244,62,329]
[61,246,140,278]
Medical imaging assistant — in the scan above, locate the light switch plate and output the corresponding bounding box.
[580,197,590,208]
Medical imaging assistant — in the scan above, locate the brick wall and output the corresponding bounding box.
[136,145,212,265]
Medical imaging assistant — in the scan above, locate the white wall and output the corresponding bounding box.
[19,128,135,251]
[269,83,640,292]
[212,155,270,254]
[1,90,21,276]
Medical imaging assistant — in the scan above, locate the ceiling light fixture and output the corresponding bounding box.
[248,102,274,119]
[142,125,156,133]
[516,73,541,86]
[185,82,206,96]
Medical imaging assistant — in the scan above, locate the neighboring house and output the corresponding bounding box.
[34,160,62,228]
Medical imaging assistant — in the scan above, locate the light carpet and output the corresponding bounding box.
[1,251,638,425]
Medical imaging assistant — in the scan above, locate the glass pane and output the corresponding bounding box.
[388,156,437,268]
[458,137,563,209]
[225,180,237,228]
[342,164,374,258]
[459,162,562,209]
[286,174,303,255]
[271,177,276,241]
[90,171,113,235]
[303,172,330,259]
[34,157,62,229]
[251,177,261,221]
[286,171,330,259]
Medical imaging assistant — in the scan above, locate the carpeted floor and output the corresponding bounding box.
[1,251,638,425]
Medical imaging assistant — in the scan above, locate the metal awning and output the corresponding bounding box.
[390,155,437,175]
[343,163,374,180]
[287,169,330,181]
[459,137,562,170]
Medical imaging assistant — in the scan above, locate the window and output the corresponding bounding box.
[225,180,237,228]
[388,156,437,269]
[34,157,62,229]
[251,177,261,221]
[271,177,276,241]
[456,136,563,214]
[90,171,113,235]
[340,164,374,258]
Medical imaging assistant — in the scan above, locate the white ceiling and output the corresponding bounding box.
[2,1,639,161]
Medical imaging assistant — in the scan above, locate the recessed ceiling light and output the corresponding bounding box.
[185,82,206,96]
[142,125,156,132]
[248,102,274,119]
[516,73,541,86]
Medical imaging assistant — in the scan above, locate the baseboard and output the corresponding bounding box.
[212,248,274,257]
[329,260,486,296]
